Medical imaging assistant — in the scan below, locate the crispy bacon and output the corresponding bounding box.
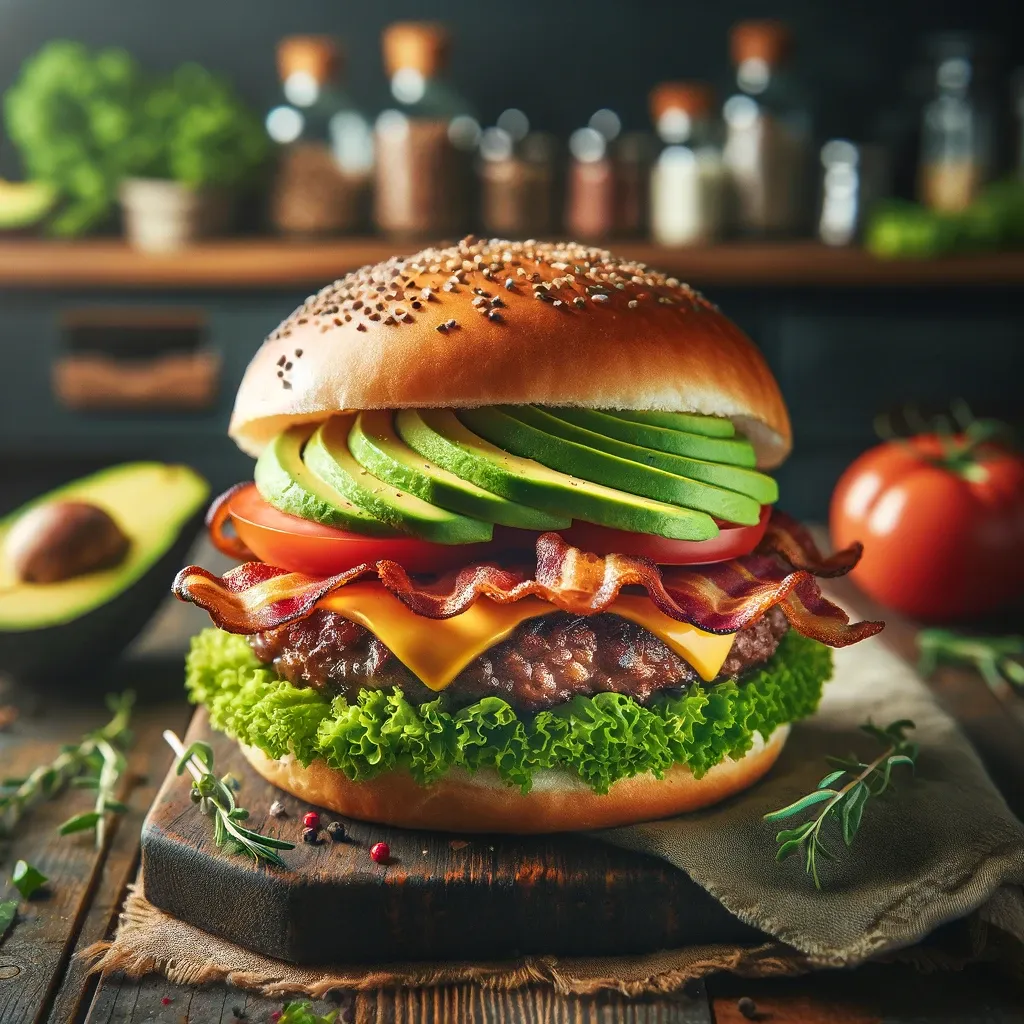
[172,509,882,647]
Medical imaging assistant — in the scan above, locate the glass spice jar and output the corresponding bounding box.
[565,123,614,242]
[265,36,373,236]
[373,22,478,239]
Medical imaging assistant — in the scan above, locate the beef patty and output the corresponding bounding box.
[250,605,790,714]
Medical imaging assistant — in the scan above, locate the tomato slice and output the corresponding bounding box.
[225,483,770,574]
[560,505,770,564]
[227,484,497,575]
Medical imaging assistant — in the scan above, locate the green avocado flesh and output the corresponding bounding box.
[306,415,492,544]
[470,405,762,525]
[522,407,777,505]
[350,411,570,531]
[255,426,397,535]
[0,463,207,631]
[399,408,718,540]
[551,407,758,468]
[603,408,737,438]
[186,627,830,795]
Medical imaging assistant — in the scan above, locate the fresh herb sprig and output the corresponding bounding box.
[276,1001,338,1024]
[0,692,134,846]
[764,720,919,888]
[918,629,1024,694]
[162,731,293,867]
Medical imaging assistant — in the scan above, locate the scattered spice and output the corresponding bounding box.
[161,996,172,1006]
[737,996,759,1020]
[326,820,346,842]
[449,839,470,851]
[269,800,287,818]
[370,842,390,864]
[302,811,320,830]
[302,827,318,845]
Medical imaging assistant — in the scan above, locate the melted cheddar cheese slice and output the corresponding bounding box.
[318,582,736,692]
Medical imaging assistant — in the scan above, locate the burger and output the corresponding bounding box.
[174,238,881,833]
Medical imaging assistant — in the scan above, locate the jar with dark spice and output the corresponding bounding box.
[722,20,813,237]
[565,122,614,241]
[478,109,556,238]
[373,22,478,239]
[265,36,373,236]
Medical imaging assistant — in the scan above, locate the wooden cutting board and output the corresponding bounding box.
[141,710,763,965]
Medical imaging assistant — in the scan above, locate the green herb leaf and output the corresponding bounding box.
[764,719,919,889]
[12,860,47,899]
[763,789,836,822]
[58,811,102,835]
[0,899,16,940]
[277,1001,338,1024]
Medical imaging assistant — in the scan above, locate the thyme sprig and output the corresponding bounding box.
[0,692,134,846]
[163,730,293,867]
[764,720,918,888]
[918,629,1024,694]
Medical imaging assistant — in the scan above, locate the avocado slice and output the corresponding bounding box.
[464,406,762,526]
[306,415,492,545]
[0,462,208,684]
[532,407,778,505]
[350,411,570,531]
[256,425,396,535]
[604,408,736,438]
[550,407,757,468]
[397,409,718,541]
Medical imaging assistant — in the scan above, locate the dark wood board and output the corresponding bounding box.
[141,710,762,965]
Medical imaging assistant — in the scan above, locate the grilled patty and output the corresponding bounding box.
[250,606,789,713]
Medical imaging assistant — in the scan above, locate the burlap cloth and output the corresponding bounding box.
[88,632,1024,997]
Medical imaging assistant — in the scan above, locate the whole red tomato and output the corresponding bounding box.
[830,434,1024,621]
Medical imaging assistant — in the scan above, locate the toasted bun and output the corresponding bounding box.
[239,724,788,833]
[229,239,791,469]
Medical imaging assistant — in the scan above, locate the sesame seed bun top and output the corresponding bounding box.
[228,237,792,469]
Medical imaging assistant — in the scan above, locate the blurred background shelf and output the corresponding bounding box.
[2,238,1023,290]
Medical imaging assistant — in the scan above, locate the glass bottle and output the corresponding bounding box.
[373,22,478,239]
[649,83,726,246]
[478,109,556,238]
[918,34,999,213]
[722,20,812,236]
[265,36,373,236]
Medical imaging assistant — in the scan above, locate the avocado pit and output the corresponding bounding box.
[5,501,131,584]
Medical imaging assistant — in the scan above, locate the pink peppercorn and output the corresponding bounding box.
[161,996,172,1005]
[370,842,390,864]
[302,811,320,830]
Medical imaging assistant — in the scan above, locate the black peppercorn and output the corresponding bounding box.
[326,820,347,842]
[302,827,318,845]
[737,996,759,1020]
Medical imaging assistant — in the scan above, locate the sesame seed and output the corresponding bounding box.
[487,310,504,322]
[436,323,449,333]
[277,356,287,367]
[573,297,586,308]
[356,323,367,332]
[592,293,610,302]
[504,278,516,290]
[282,380,292,389]
[628,299,638,308]
[446,319,459,329]
[295,349,303,357]
[383,315,396,325]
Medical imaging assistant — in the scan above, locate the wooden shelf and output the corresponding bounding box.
[0,237,1022,289]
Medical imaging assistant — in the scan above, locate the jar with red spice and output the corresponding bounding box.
[265,36,373,236]
[373,22,478,239]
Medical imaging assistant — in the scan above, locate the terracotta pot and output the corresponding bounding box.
[119,179,232,252]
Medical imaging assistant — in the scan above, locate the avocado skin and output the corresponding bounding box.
[0,508,203,688]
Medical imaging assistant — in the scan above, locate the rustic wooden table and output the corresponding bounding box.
[2,555,1023,1024]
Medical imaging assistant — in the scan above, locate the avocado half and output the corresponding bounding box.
[0,463,208,686]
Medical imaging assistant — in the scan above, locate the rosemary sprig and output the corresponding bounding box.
[162,730,294,867]
[764,720,919,889]
[0,691,134,846]
[918,629,1024,694]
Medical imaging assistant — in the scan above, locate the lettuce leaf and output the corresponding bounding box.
[185,628,830,795]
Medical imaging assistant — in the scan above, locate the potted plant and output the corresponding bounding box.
[4,41,268,249]
[119,63,269,252]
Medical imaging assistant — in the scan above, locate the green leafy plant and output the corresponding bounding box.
[0,899,16,941]
[918,629,1024,694]
[276,1001,338,1024]
[11,859,47,899]
[0,692,134,846]
[4,41,268,235]
[764,720,918,888]
[163,731,294,867]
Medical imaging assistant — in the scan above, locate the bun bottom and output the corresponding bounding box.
[240,725,789,833]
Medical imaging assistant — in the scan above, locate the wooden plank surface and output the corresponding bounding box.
[1,239,1023,290]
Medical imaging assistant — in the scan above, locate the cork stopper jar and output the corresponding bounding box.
[276,36,341,85]
[382,22,450,77]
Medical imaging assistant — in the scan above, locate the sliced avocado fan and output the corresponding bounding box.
[397,408,719,541]
[350,411,570,531]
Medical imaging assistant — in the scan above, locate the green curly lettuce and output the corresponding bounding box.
[186,627,831,795]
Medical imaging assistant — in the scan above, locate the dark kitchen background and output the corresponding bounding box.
[1,0,1022,521]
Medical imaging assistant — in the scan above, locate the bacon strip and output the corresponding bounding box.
[173,510,882,647]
